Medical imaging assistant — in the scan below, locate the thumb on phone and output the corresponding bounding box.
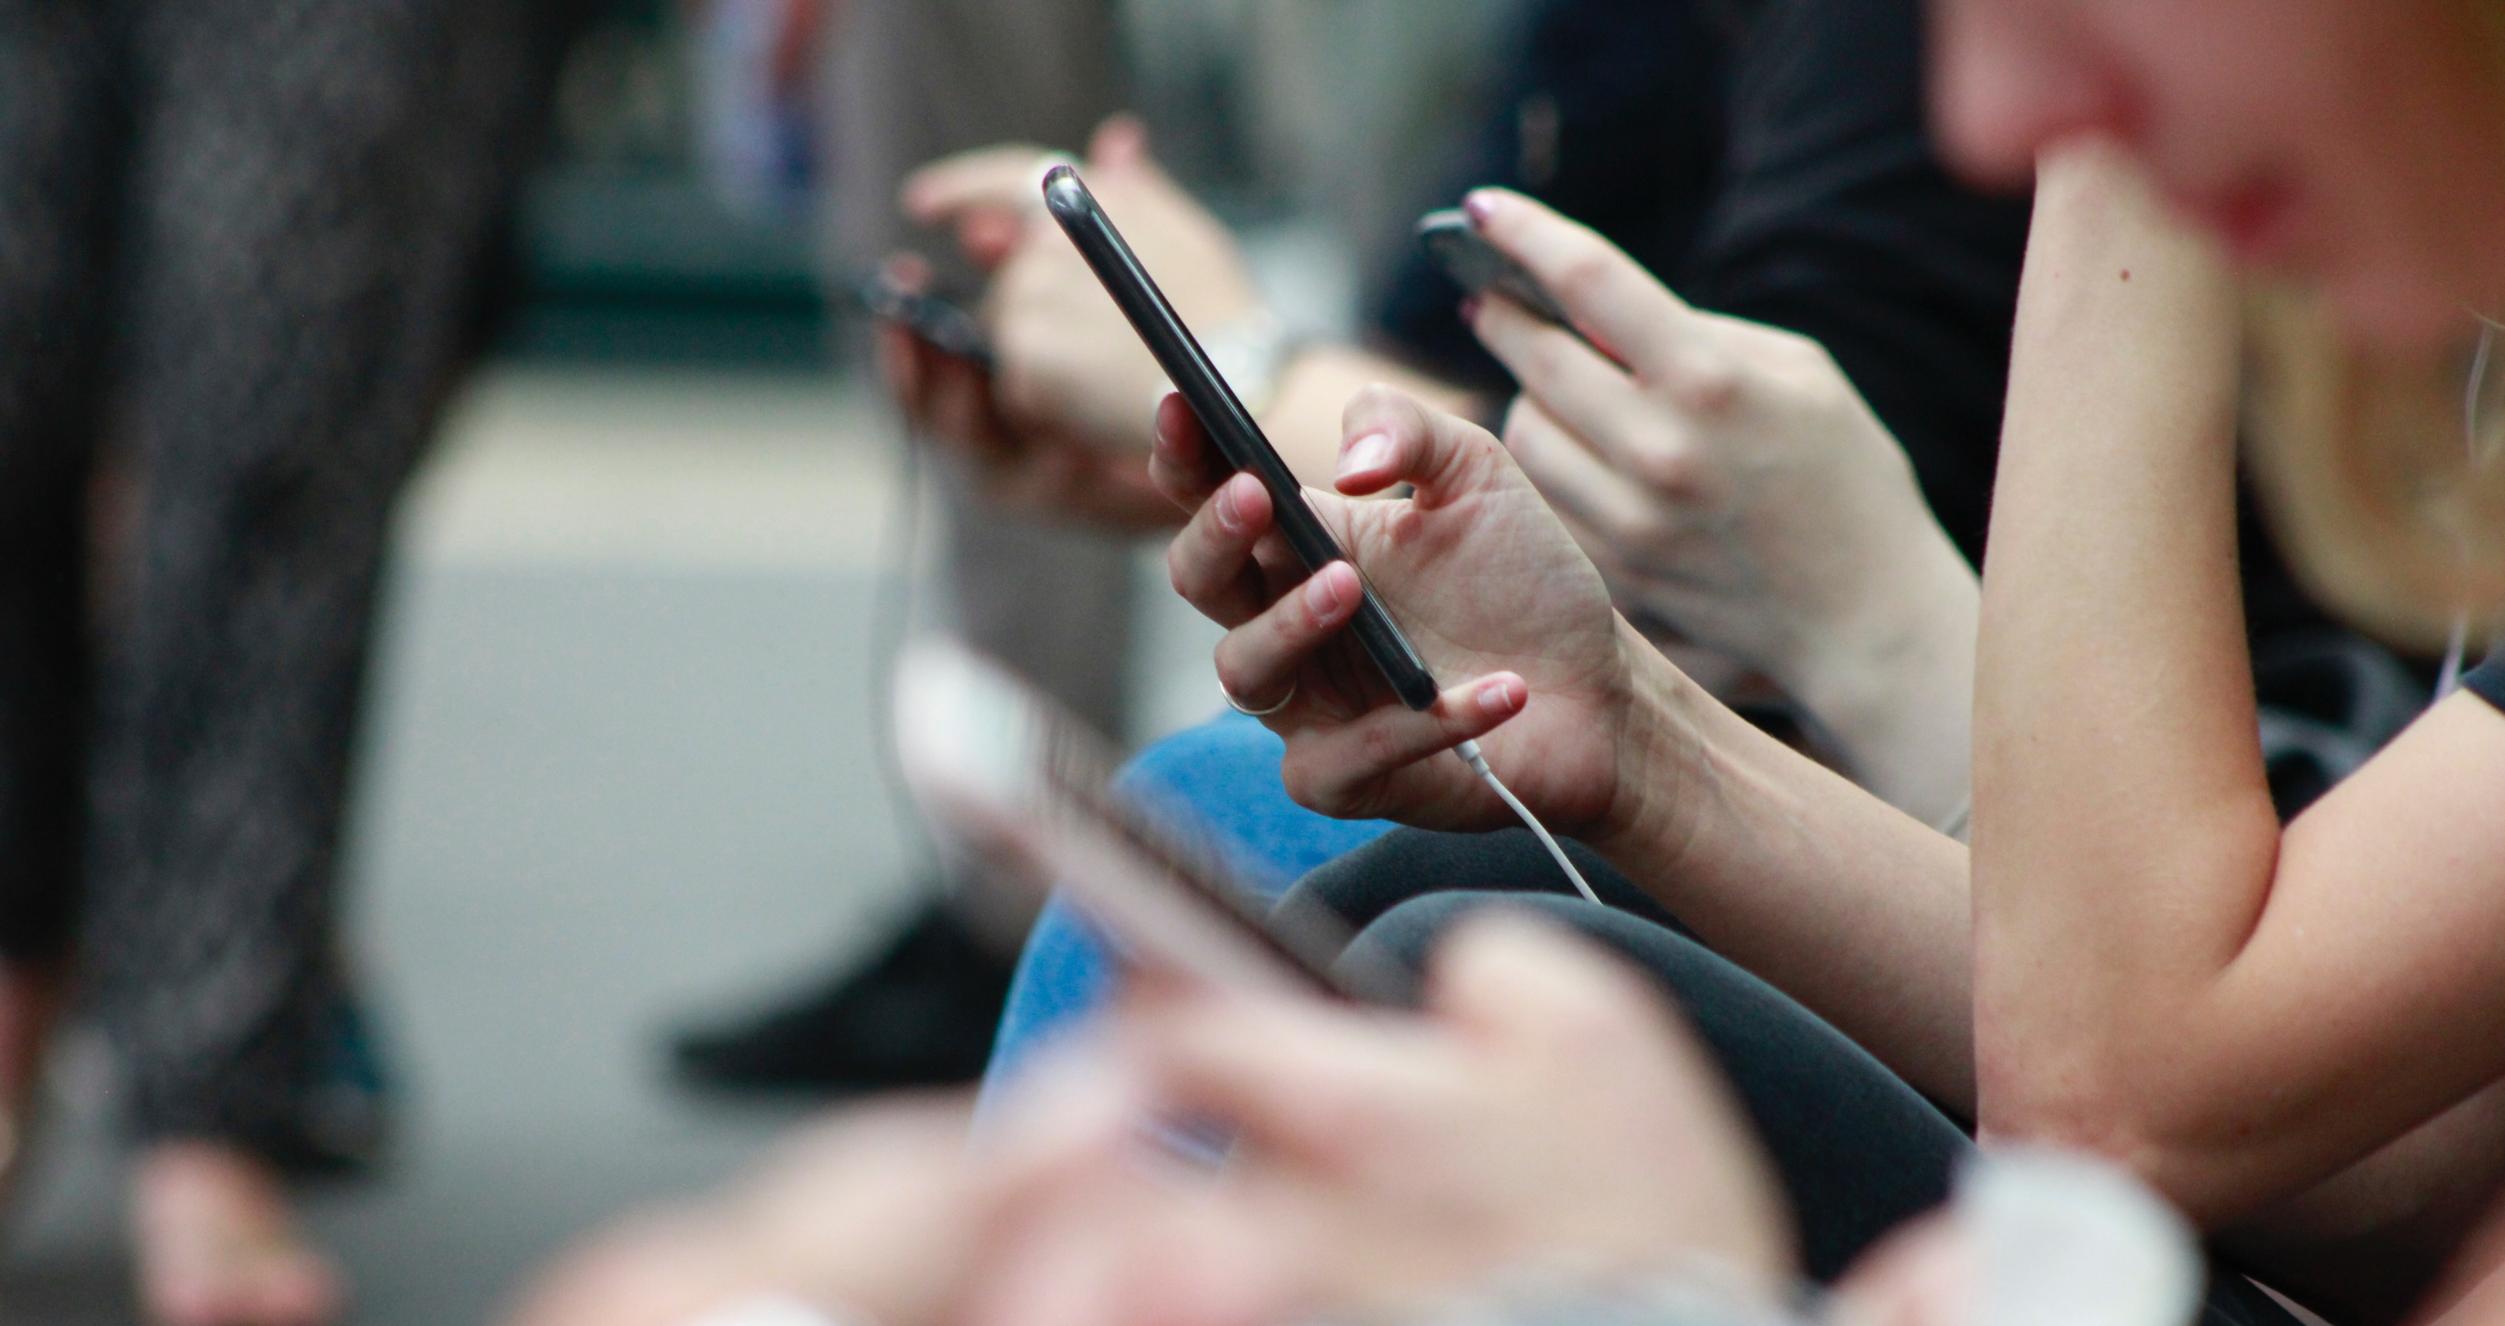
[1333,384,1510,509]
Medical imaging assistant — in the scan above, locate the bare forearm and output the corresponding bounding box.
[1595,631,1977,1109]
[1971,147,2280,1093]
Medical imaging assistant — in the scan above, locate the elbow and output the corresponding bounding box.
[1976,1019,2257,1228]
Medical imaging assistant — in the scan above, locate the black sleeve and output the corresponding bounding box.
[2465,654,2505,711]
[1365,0,1734,393]
[1681,0,2031,564]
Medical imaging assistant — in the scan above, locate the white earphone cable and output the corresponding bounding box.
[1452,738,1601,905]
[2437,320,2498,698]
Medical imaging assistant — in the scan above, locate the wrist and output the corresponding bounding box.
[1586,617,1716,874]
[1780,531,1978,819]
[1199,307,1300,417]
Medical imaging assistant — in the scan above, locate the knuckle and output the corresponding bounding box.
[1552,248,1618,308]
[1668,367,1741,417]
[1519,332,1571,384]
[1768,325,1830,370]
[1278,756,1338,814]
[1629,443,1702,498]
[1354,719,1404,772]
[1599,502,1669,548]
[1211,649,1256,702]
[1345,380,1409,424]
[1295,586,1335,636]
[1164,539,1202,600]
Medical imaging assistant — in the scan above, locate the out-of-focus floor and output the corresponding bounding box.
[0,366,1213,1323]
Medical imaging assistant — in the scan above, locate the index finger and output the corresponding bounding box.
[1463,189,1703,379]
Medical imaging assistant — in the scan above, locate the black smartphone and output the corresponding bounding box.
[1042,164,1441,712]
[851,272,994,370]
[1416,208,1580,335]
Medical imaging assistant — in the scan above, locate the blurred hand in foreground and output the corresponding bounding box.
[502,918,1804,1326]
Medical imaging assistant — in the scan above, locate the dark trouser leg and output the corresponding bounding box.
[1300,839,2298,1322]
[1340,888,1963,1284]
[0,0,117,963]
[83,0,552,1155]
[1274,825,1680,945]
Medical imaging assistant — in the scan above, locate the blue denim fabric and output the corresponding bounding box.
[975,712,1393,1115]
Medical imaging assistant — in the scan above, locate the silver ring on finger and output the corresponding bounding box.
[1221,675,1297,717]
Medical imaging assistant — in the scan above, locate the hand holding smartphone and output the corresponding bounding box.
[1041,164,1442,712]
[1416,208,1577,329]
[1415,207,1629,368]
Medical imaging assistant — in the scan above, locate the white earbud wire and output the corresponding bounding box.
[1452,738,1602,905]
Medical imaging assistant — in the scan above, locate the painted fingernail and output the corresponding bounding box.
[1463,190,1499,227]
[1459,295,1482,323]
[1478,675,1526,717]
[1339,431,1395,480]
[1305,564,1350,618]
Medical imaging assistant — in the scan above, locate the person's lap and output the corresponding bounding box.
[1288,827,2300,1323]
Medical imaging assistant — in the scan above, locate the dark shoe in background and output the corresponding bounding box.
[669,900,1014,1095]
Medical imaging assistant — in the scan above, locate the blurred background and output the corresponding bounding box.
[0,1,1513,1319]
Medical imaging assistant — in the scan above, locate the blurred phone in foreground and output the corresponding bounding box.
[896,642,1400,1002]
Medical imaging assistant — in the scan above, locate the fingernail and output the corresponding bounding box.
[1478,676,1525,717]
[1463,190,1499,228]
[1459,295,1482,323]
[1216,477,1248,531]
[1339,431,1395,480]
[1305,564,1350,617]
